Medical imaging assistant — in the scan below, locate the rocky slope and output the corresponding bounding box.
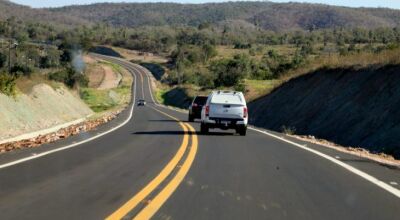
[0,83,93,141]
[248,65,400,159]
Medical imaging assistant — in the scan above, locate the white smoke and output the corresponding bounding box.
[71,50,85,73]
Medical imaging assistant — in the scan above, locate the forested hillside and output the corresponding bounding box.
[51,1,400,31]
[2,0,400,31]
[0,0,89,27]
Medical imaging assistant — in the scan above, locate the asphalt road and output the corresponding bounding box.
[0,55,399,220]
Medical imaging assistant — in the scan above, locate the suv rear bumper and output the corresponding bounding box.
[203,117,247,129]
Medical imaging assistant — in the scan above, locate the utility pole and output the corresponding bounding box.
[8,38,11,74]
[7,20,18,75]
[7,19,12,75]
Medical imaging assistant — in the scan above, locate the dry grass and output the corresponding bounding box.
[215,44,298,62]
[282,48,400,82]
[110,46,168,64]
[247,48,400,100]
[85,63,106,88]
[16,73,61,94]
[245,79,281,102]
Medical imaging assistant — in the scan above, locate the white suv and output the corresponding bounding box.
[200,91,248,136]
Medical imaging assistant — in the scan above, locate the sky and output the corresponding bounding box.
[9,0,400,9]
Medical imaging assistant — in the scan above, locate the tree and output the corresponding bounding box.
[0,52,6,69]
[201,43,217,63]
[210,54,250,87]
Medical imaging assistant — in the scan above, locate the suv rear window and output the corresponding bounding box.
[194,96,208,105]
[211,94,243,105]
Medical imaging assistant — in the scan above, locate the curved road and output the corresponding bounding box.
[0,55,399,220]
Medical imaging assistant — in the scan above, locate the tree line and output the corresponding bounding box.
[1,16,400,95]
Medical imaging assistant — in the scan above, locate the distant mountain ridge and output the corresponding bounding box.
[1,0,400,31]
[0,0,90,26]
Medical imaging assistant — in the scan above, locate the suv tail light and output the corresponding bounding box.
[243,107,248,118]
[193,103,198,107]
[205,105,210,117]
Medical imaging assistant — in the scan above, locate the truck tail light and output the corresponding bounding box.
[243,107,248,118]
[205,105,210,117]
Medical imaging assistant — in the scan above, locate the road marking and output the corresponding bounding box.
[133,123,198,220]
[106,121,189,220]
[248,127,400,199]
[0,61,137,170]
[390,182,398,186]
[78,56,199,219]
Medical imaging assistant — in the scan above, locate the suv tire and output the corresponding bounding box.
[200,123,209,134]
[236,126,247,136]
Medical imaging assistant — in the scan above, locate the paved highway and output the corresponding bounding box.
[0,55,399,220]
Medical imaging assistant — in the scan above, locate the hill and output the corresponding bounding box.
[0,0,90,26]
[51,1,400,31]
[252,3,400,31]
[1,1,400,31]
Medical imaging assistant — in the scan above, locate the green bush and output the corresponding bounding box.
[234,42,252,49]
[48,68,88,88]
[210,54,251,87]
[0,73,17,96]
[234,82,246,92]
[198,71,215,89]
[10,64,33,77]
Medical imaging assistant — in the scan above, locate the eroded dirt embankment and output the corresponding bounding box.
[248,65,400,159]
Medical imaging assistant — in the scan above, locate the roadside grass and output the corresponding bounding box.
[245,79,281,102]
[80,88,117,112]
[155,86,168,104]
[282,48,400,82]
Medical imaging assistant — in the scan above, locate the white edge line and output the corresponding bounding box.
[137,60,400,199]
[248,126,400,199]
[0,59,137,170]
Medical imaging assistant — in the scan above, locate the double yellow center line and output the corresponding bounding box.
[106,106,198,220]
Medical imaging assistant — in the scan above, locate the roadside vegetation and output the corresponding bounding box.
[148,39,400,108]
[80,60,132,113]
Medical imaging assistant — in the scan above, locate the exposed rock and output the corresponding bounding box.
[0,110,122,153]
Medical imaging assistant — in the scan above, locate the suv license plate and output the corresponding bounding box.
[221,121,230,125]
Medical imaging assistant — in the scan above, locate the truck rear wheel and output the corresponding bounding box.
[200,123,209,134]
[236,126,247,136]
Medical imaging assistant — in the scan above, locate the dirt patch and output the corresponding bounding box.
[98,65,122,90]
[86,64,106,88]
[85,55,122,90]
[83,55,98,64]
